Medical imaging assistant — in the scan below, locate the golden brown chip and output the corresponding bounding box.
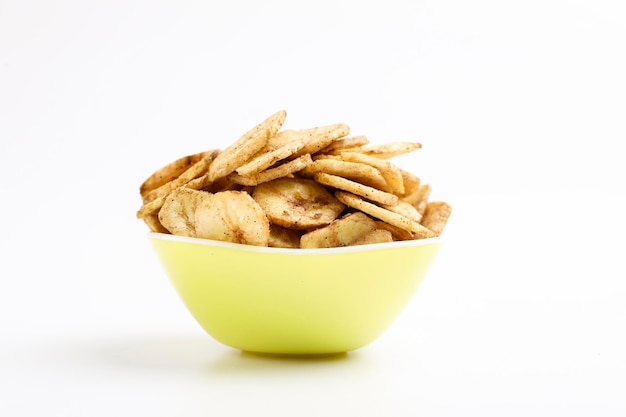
[300,212,378,249]
[252,178,345,230]
[351,228,394,246]
[137,111,451,243]
[412,184,432,215]
[139,150,215,199]
[318,135,369,153]
[334,191,435,239]
[313,172,399,207]
[183,174,210,191]
[420,201,452,237]
[142,213,169,233]
[142,151,218,204]
[235,135,308,176]
[207,110,286,182]
[382,200,423,223]
[228,154,313,186]
[268,224,302,249]
[351,141,422,159]
[158,188,212,237]
[311,153,342,161]
[225,174,260,187]
[373,220,414,241]
[301,158,391,192]
[203,175,242,193]
[195,190,270,246]
[336,151,405,195]
[136,193,168,219]
[265,128,310,150]
[288,123,351,157]
[399,169,421,198]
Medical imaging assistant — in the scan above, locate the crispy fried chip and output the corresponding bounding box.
[235,135,308,176]
[301,158,391,191]
[399,169,421,198]
[289,123,350,157]
[318,135,369,153]
[264,129,310,150]
[183,174,210,191]
[382,200,423,223]
[142,151,218,204]
[351,141,422,159]
[136,193,168,219]
[313,172,398,206]
[412,184,432,215]
[334,191,435,238]
[351,228,394,246]
[139,150,215,199]
[336,151,405,195]
[252,178,344,230]
[420,201,452,237]
[195,190,270,246]
[142,213,169,233]
[207,110,286,182]
[137,110,451,245]
[269,224,302,248]
[228,154,313,186]
[158,188,212,237]
[204,175,243,193]
[300,212,378,249]
[373,220,415,241]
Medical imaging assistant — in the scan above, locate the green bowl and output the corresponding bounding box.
[149,233,442,355]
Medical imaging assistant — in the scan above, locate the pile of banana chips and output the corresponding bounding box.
[137,110,451,249]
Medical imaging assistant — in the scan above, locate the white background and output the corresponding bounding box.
[1,0,625,416]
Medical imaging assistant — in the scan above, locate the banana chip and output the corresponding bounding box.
[351,228,394,246]
[195,191,270,246]
[290,123,351,157]
[228,154,313,186]
[373,220,414,241]
[420,201,452,237]
[336,151,405,195]
[235,136,308,176]
[158,188,212,237]
[142,213,169,233]
[319,135,369,153]
[314,172,398,207]
[269,224,302,249]
[335,191,435,239]
[252,178,344,230]
[142,151,217,204]
[207,110,286,182]
[300,212,378,249]
[139,150,215,199]
[381,200,423,223]
[399,169,421,199]
[350,141,421,159]
[301,158,391,191]
[137,110,451,248]
[412,184,432,215]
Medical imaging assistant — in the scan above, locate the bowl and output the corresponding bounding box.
[148,233,442,355]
